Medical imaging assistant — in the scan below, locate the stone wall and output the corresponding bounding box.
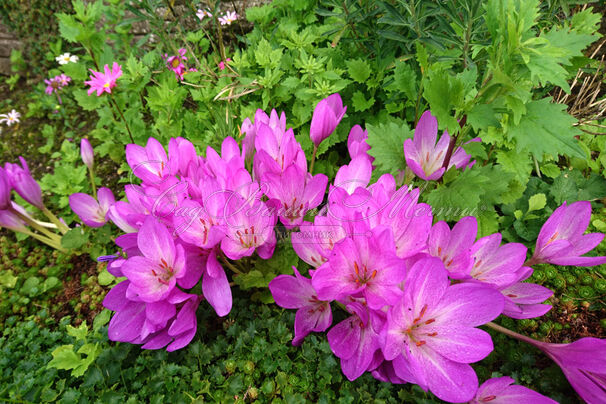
[0,22,21,75]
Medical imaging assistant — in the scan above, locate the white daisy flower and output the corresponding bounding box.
[56,52,78,65]
[0,109,21,126]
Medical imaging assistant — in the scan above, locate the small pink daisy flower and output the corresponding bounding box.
[44,74,71,95]
[196,9,212,20]
[164,49,188,81]
[85,62,123,96]
[218,11,238,25]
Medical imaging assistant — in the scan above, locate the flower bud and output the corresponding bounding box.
[4,157,43,209]
[310,93,346,147]
[0,167,11,210]
[81,138,94,169]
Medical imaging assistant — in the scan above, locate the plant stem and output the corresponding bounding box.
[485,321,539,347]
[108,93,135,143]
[41,207,70,235]
[17,228,66,252]
[11,208,62,242]
[88,166,97,199]
[309,145,318,175]
[220,254,242,274]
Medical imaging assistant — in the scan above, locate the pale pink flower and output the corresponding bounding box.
[218,11,238,25]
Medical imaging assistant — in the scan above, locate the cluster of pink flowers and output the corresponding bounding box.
[65,93,606,402]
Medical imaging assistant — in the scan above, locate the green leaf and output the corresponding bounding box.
[93,309,111,332]
[73,89,103,111]
[98,268,114,286]
[507,98,584,161]
[47,345,82,371]
[346,59,371,84]
[366,120,412,176]
[541,163,560,178]
[495,149,531,185]
[351,91,374,112]
[67,321,88,341]
[423,69,464,131]
[0,270,18,288]
[467,104,499,132]
[388,60,417,101]
[527,193,546,213]
[61,227,89,249]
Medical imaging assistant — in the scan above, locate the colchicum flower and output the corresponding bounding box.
[0,109,21,126]
[218,11,238,25]
[382,257,504,402]
[310,93,347,147]
[85,62,123,96]
[69,187,115,228]
[0,166,10,210]
[55,52,79,65]
[529,201,606,266]
[4,157,44,209]
[80,138,94,169]
[471,376,557,404]
[403,111,477,181]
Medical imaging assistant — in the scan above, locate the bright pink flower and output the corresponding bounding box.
[69,187,115,228]
[404,111,478,181]
[327,301,382,381]
[428,216,477,279]
[4,157,43,209]
[80,138,94,169]
[164,49,188,80]
[0,166,10,210]
[85,62,122,96]
[528,337,606,404]
[471,376,557,404]
[383,257,504,403]
[347,125,373,161]
[121,217,187,302]
[530,201,606,267]
[218,58,232,70]
[269,266,332,345]
[310,94,347,147]
[311,227,406,309]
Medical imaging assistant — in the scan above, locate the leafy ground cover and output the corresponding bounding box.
[1,0,606,402]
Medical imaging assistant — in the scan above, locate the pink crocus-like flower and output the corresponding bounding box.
[470,376,557,404]
[310,94,347,147]
[347,125,373,161]
[428,216,477,279]
[69,187,115,228]
[218,11,238,25]
[85,62,123,96]
[0,109,20,126]
[526,337,606,404]
[383,257,504,403]
[269,266,332,346]
[0,167,10,210]
[196,9,212,20]
[529,201,606,267]
[4,157,43,209]
[403,111,478,181]
[164,49,188,80]
[312,227,406,310]
[328,301,382,381]
[80,138,94,169]
[218,58,232,70]
[121,217,187,302]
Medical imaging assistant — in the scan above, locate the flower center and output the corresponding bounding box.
[352,261,377,285]
[236,226,258,248]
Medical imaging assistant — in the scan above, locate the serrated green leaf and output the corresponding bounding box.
[47,345,81,371]
[507,98,584,161]
[351,91,374,112]
[366,120,412,176]
[346,59,371,84]
[67,321,88,341]
[73,89,103,111]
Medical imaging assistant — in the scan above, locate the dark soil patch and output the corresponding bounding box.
[543,297,605,343]
[49,253,107,326]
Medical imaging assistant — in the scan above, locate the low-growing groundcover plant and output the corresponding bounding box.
[51,93,603,403]
[1,0,606,402]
